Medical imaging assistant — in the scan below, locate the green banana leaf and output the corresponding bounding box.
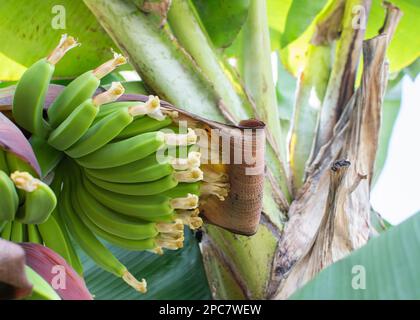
[192,0,251,48]
[280,0,328,48]
[281,0,420,76]
[365,0,420,73]
[291,212,420,299]
[0,0,117,81]
[81,229,212,300]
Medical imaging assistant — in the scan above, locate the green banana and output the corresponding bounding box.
[27,224,43,244]
[85,172,179,196]
[83,175,175,221]
[59,174,147,293]
[83,150,201,183]
[75,131,166,169]
[0,170,19,221]
[0,221,6,233]
[83,153,174,183]
[6,151,39,177]
[37,214,76,265]
[0,221,12,240]
[83,174,198,221]
[30,136,63,177]
[47,82,125,151]
[72,170,184,250]
[76,183,159,240]
[10,221,23,242]
[0,148,9,173]
[73,193,157,251]
[65,108,133,158]
[95,101,137,120]
[24,266,61,300]
[162,182,201,198]
[48,53,127,128]
[13,35,78,138]
[48,169,84,275]
[11,171,57,224]
[116,115,173,140]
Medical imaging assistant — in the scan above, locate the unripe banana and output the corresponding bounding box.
[0,221,12,240]
[10,221,23,242]
[11,171,57,224]
[76,131,166,169]
[0,170,19,221]
[73,193,157,251]
[47,169,84,275]
[76,185,159,240]
[27,224,43,244]
[116,115,173,140]
[48,53,127,128]
[13,35,78,138]
[65,100,161,159]
[76,129,197,170]
[96,95,164,121]
[0,148,9,173]
[83,174,198,221]
[83,153,174,183]
[83,175,175,221]
[65,107,133,158]
[85,172,179,196]
[59,173,147,293]
[47,82,125,151]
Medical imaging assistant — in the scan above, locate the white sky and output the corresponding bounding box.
[371,75,420,224]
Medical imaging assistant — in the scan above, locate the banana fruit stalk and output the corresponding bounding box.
[2,35,241,294]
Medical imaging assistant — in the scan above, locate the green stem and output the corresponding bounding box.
[242,0,287,167]
[168,0,254,122]
[84,0,224,122]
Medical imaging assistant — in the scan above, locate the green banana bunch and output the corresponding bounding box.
[47,82,125,151]
[0,221,12,240]
[0,148,9,173]
[39,169,84,275]
[0,170,19,221]
[13,35,78,138]
[47,52,127,128]
[10,221,24,242]
[11,171,57,224]
[96,95,164,121]
[27,224,43,244]
[58,170,148,293]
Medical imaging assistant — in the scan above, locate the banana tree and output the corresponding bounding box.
[0,0,419,299]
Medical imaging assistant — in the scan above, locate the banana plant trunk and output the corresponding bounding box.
[84,0,401,299]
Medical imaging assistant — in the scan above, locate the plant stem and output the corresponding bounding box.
[84,0,225,122]
[168,0,254,122]
[242,0,288,171]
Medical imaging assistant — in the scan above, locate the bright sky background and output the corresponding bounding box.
[371,74,420,225]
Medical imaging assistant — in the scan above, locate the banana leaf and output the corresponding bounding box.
[81,229,211,300]
[291,212,420,299]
